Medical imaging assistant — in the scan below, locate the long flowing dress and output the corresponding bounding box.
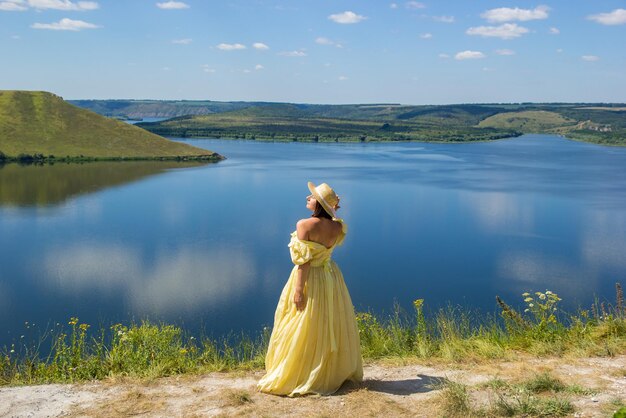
[257,220,363,396]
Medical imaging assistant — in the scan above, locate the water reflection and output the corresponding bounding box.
[461,191,535,234]
[581,210,626,269]
[2,135,626,345]
[0,282,11,314]
[42,243,256,314]
[0,161,213,207]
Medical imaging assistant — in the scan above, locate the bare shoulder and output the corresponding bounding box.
[296,218,317,240]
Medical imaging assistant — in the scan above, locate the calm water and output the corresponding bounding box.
[1,135,626,346]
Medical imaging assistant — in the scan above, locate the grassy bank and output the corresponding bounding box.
[0,152,223,165]
[1,285,625,387]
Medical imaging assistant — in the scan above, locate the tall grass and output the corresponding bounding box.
[1,285,625,386]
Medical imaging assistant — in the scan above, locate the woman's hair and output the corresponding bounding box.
[312,201,333,219]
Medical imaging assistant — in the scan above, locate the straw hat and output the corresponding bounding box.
[307,182,340,218]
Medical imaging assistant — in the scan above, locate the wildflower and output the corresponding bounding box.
[20,335,24,339]
[524,309,529,313]
[522,292,530,297]
[79,323,90,332]
[529,303,534,307]
[68,317,79,326]
[539,294,546,300]
[413,299,424,309]
[179,348,188,355]
[545,290,552,295]
[10,349,14,353]
[524,297,533,303]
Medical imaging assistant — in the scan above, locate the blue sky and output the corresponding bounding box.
[1,0,625,104]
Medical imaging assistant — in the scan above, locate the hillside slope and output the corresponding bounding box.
[0,91,222,160]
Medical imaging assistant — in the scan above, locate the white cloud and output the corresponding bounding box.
[31,17,99,30]
[1,0,98,11]
[255,64,264,70]
[316,37,333,45]
[201,64,215,73]
[466,23,529,39]
[217,43,246,51]
[482,67,495,72]
[279,50,306,57]
[481,5,549,23]
[420,33,432,39]
[556,48,563,53]
[0,1,27,11]
[338,75,348,81]
[315,36,342,47]
[171,38,192,44]
[438,53,450,59]
[455,50,485,60]
[495,48,515,56]
[156,1,189,10]
[252,42,269,50]
[405,1,425,10]
[242,69,251,73]
[581,55,600,62]
[162,67,171,71]
[549,27,560,34]
[28,0,98,10]
[433,15,455,23]
[328,11,366,24]
[390,3,398,9]
[587,9,626,26]
[11,34,21,39]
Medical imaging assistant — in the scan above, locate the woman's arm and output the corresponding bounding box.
[294,219,312,311]
[294,263,310,311]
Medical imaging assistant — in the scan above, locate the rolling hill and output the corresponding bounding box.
[0,91,223,162]
[70,99,626,146]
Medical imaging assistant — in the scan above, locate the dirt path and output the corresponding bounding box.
[1,356,625,417]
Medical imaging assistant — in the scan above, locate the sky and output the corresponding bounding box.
[1,0,625,104]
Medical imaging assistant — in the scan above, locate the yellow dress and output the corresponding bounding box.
[257,220,363,396]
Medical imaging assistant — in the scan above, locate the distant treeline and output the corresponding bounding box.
[71,100,626,145]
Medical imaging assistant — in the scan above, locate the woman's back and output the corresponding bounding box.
[297,217,343,249]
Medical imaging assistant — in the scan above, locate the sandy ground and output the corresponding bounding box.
[1,355,625,417]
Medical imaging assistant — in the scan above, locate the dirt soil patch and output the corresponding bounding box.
[1,355,625,417]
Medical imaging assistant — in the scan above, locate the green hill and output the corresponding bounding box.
[70,99,626,146]
[478,110,578,132]
[0,91,223,162]
[138,103,520,143]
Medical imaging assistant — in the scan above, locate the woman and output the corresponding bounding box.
[257,182,363,396]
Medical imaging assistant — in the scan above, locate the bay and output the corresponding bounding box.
[1,134,626,347]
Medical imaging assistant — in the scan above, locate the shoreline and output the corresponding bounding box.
[0,153,225,166]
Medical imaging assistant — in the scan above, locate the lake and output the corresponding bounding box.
[1,134,626,347]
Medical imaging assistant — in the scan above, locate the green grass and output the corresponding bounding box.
[1,285,625,386]
[478,110,577,132]
[445,373,585,417]
[0,91,222,160]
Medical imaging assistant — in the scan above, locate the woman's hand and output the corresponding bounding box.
[293,289,306,311]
